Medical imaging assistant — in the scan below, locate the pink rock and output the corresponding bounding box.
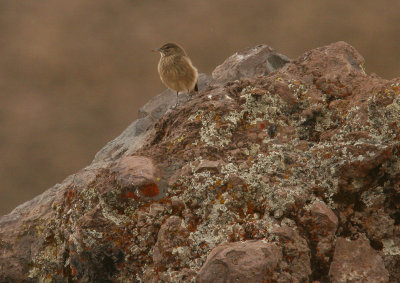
[329,236,389,283]
[308,201,338,257]
[114,155,161,199]
[197,240,282,283]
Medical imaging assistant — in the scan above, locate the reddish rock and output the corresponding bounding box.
[152,216,191,267]
[194,159,225,173]
[329,236,389,283]
[1,42,400,281]
[287,41,366,100]
[304,201,338,259]
[114,155,162,199]
[197,240,282,283]
[114,155,157,187]
[270,226,312,282]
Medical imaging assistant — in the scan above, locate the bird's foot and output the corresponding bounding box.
[171,101,179,109]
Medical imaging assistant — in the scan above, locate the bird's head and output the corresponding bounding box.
[154,43,186,57]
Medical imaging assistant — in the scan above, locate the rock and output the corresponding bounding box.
[114,156,157,187]
[196,240,282,283]
[152,216,191,267]
[329,236,389,283]
[138,73,212,120]
[92,117,153,163]
[212,44,290,84]
[302,200,338,271]
[94,73,211,164]
[194,159,225,173]
[270,226,312,282]
[287,40,366,99]
[113,155,161,199]
[1,42,400,281]
[138,89,176,120]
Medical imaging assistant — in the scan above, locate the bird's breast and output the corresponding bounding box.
[158,55,198,92]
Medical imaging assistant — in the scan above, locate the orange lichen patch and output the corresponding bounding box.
[238,207,245,219]
[343,207,354,217]
[156,266,167,273]
[66,189,75,199]
[187,217,200,233]
[84,246,93,251]
[213,192,224,203]
[247,201,255,215]
[139,183,159,197]
[71,267,77,276]
[120,191,139,201]
[65,189,76,205]
[126,191,137,199]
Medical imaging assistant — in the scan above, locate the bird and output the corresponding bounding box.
[154,43,198,108]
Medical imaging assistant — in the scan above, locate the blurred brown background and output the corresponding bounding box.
[1,0,400,215]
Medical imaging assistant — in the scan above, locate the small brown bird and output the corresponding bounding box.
[154,43,198,107]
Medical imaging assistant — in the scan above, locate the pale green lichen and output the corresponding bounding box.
[99,197,130,226]
[198,111,235,147]
[288,79,311,107]
[82,229,104,247]
[28,220,64,280]
[382,238,400,256]
[240,87,288,126]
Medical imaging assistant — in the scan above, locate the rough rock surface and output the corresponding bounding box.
[212,44,290,84]
[197,240,282,283]
[329,236,389,283]
[1,41,400,282]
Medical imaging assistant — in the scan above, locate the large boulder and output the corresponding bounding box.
[1,41,399,282]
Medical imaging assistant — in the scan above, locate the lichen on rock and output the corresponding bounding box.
[1,42,400,282]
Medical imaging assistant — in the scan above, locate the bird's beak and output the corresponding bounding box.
[152,48,161,52]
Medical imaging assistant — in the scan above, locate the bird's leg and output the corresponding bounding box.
[188,82,198,100]
[188,89,193,100]
[173,91,179,108]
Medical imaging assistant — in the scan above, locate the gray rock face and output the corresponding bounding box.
[93,73,212,164]
[212,44,290,84]
[1,42,400,282]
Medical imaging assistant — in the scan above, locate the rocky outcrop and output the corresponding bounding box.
[1,42,399,282]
